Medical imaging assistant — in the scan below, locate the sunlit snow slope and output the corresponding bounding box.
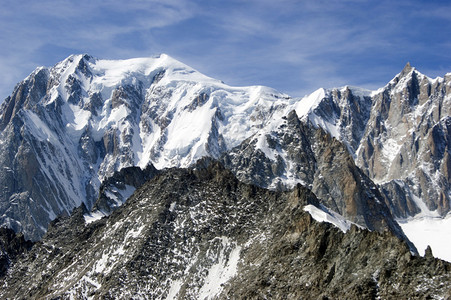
[0,54,296,240]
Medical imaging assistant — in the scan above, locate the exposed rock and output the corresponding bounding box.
[222,110,408,245]
[92,163,159,215]
[0,227,33,277]
[355,67,451,217]
[0,162,449,299]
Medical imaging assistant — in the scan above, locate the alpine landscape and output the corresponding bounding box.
[0,53,450,299]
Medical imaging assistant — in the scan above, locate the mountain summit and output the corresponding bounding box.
[0,54,293,240]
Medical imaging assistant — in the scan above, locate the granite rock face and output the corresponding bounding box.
[355,64,451,217]
[0,66,88,240]
[0,162,449,299]
[222,110,406,241]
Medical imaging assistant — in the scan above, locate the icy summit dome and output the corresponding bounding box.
[0,52,295,240]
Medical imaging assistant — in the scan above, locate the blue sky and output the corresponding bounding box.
[1,0,450,100]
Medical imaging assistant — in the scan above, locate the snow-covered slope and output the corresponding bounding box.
[398,213,451,262]
[45,54,294,174]
[0,54,296,240]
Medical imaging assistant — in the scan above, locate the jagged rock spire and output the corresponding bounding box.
[400,61,414,77]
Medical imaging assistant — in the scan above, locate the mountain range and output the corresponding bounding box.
[0,54,450,298]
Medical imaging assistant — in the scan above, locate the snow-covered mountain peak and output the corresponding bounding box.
[0,53,302,239]
[44,53,293,113]
[386,63,447,96]
[88,54,219,88]
[294,87,326,119]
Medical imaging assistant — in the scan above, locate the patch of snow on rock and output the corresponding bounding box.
[84,211,107,224]
[304,204,359,233]
[198,237,241,300]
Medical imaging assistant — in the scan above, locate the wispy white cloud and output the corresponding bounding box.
[197,0,451,94]
[0,0,450,100]
[0,0,198,99]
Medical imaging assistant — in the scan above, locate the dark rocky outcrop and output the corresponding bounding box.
[92,163,159,215]
[0,227,33,277]
[1,162,449,299]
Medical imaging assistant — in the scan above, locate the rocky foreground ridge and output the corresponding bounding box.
[1,162,450,299]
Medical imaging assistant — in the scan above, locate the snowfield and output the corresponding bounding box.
[398,214,451,262]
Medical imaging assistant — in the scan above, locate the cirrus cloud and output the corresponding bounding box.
[0,0,450,100]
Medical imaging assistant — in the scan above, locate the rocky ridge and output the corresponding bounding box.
[0,162,449,299]
[91,163,159,215]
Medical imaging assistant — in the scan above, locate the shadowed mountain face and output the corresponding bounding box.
[1,162,450,299]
